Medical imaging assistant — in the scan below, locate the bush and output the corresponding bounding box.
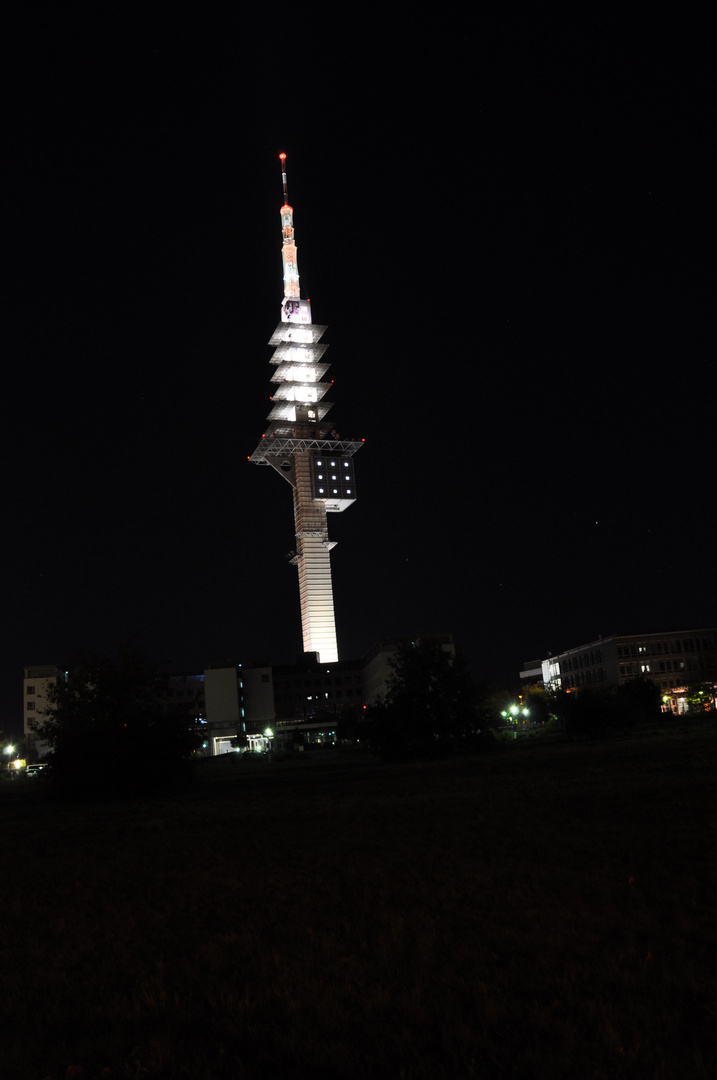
[551,679,663,736]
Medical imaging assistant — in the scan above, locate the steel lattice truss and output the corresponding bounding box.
[250,438,363,463]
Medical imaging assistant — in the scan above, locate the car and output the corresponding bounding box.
[25,763,48,777]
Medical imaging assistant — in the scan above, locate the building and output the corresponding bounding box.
[169,665,280,755]
[23,664,62,760]
[247,634,456,748]
[22,630,457,761]
[202,663,277,753]
[270,654,365,720]
[23,662,242,760]
[538,628,717,714]
[249,153,362,664]
[518,659,543,686]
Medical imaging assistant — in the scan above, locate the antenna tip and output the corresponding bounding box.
[279,152,286,161]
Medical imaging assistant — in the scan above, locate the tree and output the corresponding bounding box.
[614,677,663,727]
[684,663,717,713]
[37,645,200,795]
[549,678,662,736]
[334,704,369,746]
[373,639,490,759]
[524,684,550,725]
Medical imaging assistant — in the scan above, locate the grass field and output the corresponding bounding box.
[2,724,716,1079]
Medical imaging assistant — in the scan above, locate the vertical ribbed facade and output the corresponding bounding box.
[293,452,338,662]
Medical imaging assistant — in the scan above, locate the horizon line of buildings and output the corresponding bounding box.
[21,624,717,760]
[22,633,456,760]
[520,626,717,714]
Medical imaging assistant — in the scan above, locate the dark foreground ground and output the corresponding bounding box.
[2,723,716,1079]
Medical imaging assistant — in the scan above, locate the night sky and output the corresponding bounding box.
[3,12,713,737]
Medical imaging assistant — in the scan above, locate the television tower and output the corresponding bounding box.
[249,153,362,664]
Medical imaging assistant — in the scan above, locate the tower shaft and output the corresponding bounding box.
[292,452,338,662]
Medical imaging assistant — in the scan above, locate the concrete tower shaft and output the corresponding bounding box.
[292,452,338,661]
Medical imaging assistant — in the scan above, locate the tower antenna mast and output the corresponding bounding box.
[277,152,303,315]
[279,151,289,204]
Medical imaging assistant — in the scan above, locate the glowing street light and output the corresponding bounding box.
[500,706,530,727]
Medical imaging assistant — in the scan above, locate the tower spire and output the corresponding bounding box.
[279,151,289,204]
[249,154,363,665]
[277,152,310,323]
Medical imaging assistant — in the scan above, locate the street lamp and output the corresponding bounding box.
[500,706,530,734]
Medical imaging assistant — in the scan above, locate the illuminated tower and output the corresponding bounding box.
[249,154,362,664]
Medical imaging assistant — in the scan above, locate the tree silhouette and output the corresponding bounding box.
[373,639,489,759]
[38,644,200,794]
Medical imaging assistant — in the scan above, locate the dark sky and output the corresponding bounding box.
[3,11,714,736]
